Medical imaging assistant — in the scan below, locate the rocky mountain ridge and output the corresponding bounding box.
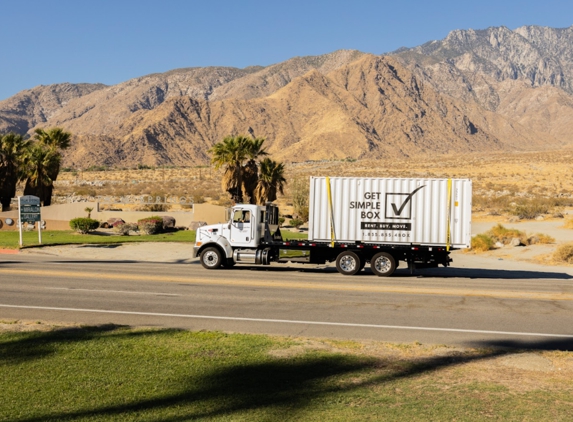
[1,26,572,168]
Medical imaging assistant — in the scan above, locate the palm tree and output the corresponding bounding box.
[242,137,268,204]
[0,133,30,211]
[23,127,71,206]
[210,135,267,203]
[254,158,286,205]
[23,143,61,205]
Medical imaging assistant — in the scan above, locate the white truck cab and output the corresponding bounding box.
[193,204,275,268]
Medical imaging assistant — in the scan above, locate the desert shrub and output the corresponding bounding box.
[471,234,494,252]
[137,216,163,235]
[487,224,527,245]
[69,218,100,234]
[192,193,206,204]
[278,217,285,227]
[508,198,562,220]
[472,195,512,214]
[137,203,170,212]
[532,233,555,244]
[563,218,573,229]
[553,243,573,264]
[216,196,233,207]
[113,222,138,235]
[289,218,304,229]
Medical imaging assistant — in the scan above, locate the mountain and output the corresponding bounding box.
[1,26,573,168]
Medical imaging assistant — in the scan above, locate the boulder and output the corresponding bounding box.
[189,221,207,230]
[535,215,545,221]
[510,237,523,247]
[99,222,110,229]
[162,216,176,230]
[494,241,504,248]
[527,236,540,245]
[107,218,124,226]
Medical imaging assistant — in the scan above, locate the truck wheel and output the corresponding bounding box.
[336,251,362,276]
[200,247,223,269]
[371,252,396,277]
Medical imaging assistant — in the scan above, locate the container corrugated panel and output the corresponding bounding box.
[308,177,472,248]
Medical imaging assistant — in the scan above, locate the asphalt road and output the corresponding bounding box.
[2,250,573,349]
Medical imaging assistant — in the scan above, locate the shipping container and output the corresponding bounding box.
[309,177,472,248]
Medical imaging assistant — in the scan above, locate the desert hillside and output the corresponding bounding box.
[1,25,573,168]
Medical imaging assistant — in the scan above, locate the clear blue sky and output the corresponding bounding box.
[1,0,572,100]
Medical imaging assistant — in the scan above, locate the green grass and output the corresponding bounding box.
[0,230,308,249]
[0,230,196,249]
[280,230,308,240]
[1,326,571,421]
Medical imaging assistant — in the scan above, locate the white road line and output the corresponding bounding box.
[1,304,572,338]
[44,288,180,297]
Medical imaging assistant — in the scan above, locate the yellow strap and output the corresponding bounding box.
[446,179,452,252]
[326,177,336,247]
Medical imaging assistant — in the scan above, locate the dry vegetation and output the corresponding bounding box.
[50,149,573,219]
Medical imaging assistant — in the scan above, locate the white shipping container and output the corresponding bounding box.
[308,177,472,248]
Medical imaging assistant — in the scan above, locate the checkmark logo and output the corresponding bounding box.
[385,186,425,219]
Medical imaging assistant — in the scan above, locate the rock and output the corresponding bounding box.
[99,222,110,229]
[189,221,207,230]
[162,216,176,230]
[535,215,545,221]
[107,218,124,226]
[508,217,520,223]
[510,237,523,247]
[528,235,540,245]
[495,241,504,248]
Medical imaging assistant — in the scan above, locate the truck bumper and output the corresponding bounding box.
[192,246,201,259]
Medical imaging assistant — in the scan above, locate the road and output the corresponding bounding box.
[1,249,573,349]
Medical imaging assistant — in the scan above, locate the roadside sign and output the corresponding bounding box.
[18,195,42,246]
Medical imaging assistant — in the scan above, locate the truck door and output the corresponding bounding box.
[230,208,254,247]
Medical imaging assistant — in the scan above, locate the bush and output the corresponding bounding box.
[487,224,527,245]
[553,243,573,264]
[137,216,163,235]
[564,218,573,229]
[113,222,138,236]
[278,217,285,227]
[289,218,304,229]
[69,218,100,234]
[471,234,494,252]
[530,233,555,245]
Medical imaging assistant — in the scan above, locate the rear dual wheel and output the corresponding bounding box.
[370,252,396,277]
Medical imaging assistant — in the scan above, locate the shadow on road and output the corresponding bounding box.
[3,325,572,422]
[406,266,573,280]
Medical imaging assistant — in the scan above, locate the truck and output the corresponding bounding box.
[193,177,472,276]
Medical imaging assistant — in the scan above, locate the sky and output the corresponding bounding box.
[1,0,573,100]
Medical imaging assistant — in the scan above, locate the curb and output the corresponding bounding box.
[0,249,19,254]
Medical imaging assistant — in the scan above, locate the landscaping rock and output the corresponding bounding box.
[189,221,207,230]
[510,237,523,247]
[162,216,176,230]
[107,218,124,226]
[528,235,540,245]
[99,222,110,229]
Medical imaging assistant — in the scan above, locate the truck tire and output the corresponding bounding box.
[371,252,396,277]
[335,251,362,276]
[200,247,223,269]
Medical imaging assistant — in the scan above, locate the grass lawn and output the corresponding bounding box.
[0,229,306,249]
[0,230,197,249]
[1,325,572,421]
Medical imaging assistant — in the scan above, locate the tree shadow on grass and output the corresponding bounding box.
[8,327,573,422]
[0,324,179,366]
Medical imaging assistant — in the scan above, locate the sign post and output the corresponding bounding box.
[18,196,42,247]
